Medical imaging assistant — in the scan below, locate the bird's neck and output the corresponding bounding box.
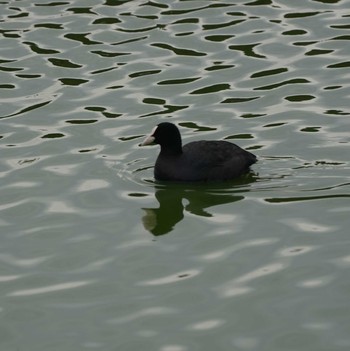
[160,143,183,156]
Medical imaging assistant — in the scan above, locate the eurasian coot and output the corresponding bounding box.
[141,122,257,182]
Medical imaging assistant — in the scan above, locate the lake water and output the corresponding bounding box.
[1,0,350,350]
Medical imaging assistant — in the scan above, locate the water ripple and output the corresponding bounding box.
[138,269,200,286]
[8,281,93,297]
[216,262,287,298]
[151,43,207,56]
[108,307,178,325]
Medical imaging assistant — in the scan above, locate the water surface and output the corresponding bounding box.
[1,0,350,350]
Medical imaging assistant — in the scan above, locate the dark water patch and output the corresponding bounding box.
[129,69,162,78]
[23,41,60,54]
[254,78,311,91]
[91,50,130,57]
[251,67,288,78]
[329,35,350,41]
[84,106,122,118]
[226,12,246,19]
[293,41,318,46]
[305,49,333,56]
[140,104,188,118]
[0,59,16,64]
[0,66,23,72]
[323,85,342,90]
[48,58,82,68]
[205,3,237,10]
[16,74,42,79]
[34,23,64,29]
[158,77,200,85]
[171,18,199,25]
[104,0,131,6]
[130,14,159,20]
[324,109,350,116]
[245,0,273,5]
[161,8,200,15]
[66,120,98,125]
[292,160,345,170]
[35,2,69,6]
[128,192,149,197]
[78,148,98,153]
[284,12,322,19]
[0,100,52,119]
[117,25,159,33]
[8,9,29,19]
[106,85,123,90]
[205,63,235,71]
[66,7,97,15]
[265,194,350,204]
[112,36,148,46]
[314,161,346,167]
[221,97,260,104]
[0,30,22,38]
[313,0,342,3]
[300,126,321,132]
[0,84,15,89]
[307,181,350,194]
[90,66,121,75]
[64,33,101,45]
[92,17,121,25]
[161,3,234,16]
[17,158,39,165]
[179,122,216,132]
[190,83,230,95]
[202,19,245,31]
[229,44,266,59]
[241,113,266,119]
[285,95,316,102]
[151,43,206,56]
[140,1,169,9]
[119,135,143,141]
[330,24,350,29]
[204,35,234,42]
[270,19,282,24]
[225,134,254,140]
[41,133,66,139]
[264,122,287,128]
[85,106,105,112]
[175,32,195,37]
[59,78,88,86]
[282,30,308,36]
[143,98,166,105]
[327,61,350,68]
[102,112,122,119]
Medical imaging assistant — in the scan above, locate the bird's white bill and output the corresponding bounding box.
[140,126,158,146]
[140,135,155,146]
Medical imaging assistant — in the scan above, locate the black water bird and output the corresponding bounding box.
[141,122,257,182]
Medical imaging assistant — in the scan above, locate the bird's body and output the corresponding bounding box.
[141,122,257,182]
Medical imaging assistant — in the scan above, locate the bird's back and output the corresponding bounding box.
[155,140,256,182]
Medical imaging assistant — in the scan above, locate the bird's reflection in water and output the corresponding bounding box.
[142,173,257,236]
